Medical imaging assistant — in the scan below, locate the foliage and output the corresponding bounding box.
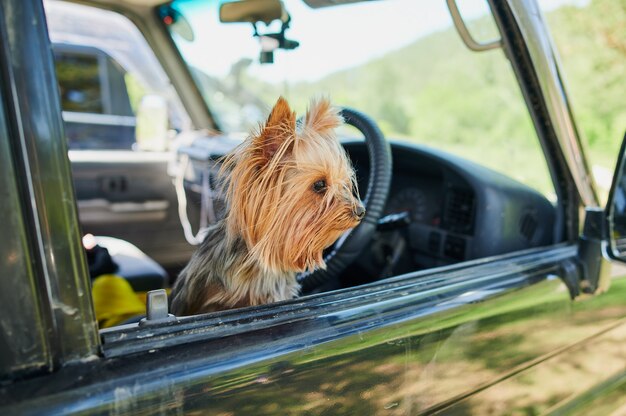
[543,0,626,185]
[124,72,147,114]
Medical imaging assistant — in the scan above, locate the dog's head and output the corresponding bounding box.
[222,96,365,274]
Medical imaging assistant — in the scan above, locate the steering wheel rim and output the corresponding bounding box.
[298,107,392,294]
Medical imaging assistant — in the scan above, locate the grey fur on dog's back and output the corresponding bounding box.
[170,220,298,316]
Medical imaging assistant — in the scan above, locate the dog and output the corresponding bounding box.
[170,97,365,316]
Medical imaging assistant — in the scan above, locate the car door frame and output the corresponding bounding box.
[0,0,99,374]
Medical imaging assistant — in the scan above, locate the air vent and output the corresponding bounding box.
[519,213,538,242]
[444,188,475,234]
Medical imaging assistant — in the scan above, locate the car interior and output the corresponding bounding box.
[43,0,560,327]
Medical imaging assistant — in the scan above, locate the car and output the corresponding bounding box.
[46,1,199,271]
[1,0,625,414]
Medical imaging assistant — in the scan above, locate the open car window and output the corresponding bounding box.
[43,0,562,333]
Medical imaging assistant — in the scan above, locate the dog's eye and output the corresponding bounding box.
[313,179,327,193]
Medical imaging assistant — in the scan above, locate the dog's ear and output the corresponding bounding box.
[257,96,296,160]
[304,97,343,136]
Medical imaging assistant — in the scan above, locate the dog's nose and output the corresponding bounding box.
[353,203,366,220]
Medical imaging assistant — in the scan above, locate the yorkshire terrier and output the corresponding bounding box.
[170,97,365,316]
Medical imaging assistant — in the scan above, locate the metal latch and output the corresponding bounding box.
[139,289,177,326]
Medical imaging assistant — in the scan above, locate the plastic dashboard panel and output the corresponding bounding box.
[342,140,556,266]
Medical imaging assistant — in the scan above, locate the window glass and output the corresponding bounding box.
[163,0,556,199]
[55,52,103,113]
[44,0,192,150]
[538,0,626,203]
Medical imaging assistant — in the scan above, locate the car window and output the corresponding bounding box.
[55,52,104,114]
[39,0,565,331]
[537,0,625,204]
[163,0,556,200]
[44,0,192,151]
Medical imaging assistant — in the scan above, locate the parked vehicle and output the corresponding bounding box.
[0,0,625,415]
[46,1,198,270]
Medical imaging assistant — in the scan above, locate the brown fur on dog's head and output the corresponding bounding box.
[221,96,364,275]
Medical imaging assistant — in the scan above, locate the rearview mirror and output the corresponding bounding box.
[219,0,285,24]
[606,132,626,260]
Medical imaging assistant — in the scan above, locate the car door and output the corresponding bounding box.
[1,0,626,415]
[46,1,196,270]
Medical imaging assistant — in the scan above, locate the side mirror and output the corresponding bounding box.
[606,132,626,260]
[219,0,285,24]
[135,94,170,152]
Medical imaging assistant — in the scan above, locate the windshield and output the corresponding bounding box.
[160,0,501,134]
[160,0,560,198]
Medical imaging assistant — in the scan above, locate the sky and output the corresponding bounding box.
[172,0,590,84]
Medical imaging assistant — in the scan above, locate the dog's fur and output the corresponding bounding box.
[170,97,364,316]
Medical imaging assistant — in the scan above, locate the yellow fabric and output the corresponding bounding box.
[92,274,145,328]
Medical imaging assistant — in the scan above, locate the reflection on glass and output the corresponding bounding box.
[173,276,626,415]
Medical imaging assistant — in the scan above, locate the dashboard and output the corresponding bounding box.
[341,140,556,282]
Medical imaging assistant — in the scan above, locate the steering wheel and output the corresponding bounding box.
[298,107,392,294]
